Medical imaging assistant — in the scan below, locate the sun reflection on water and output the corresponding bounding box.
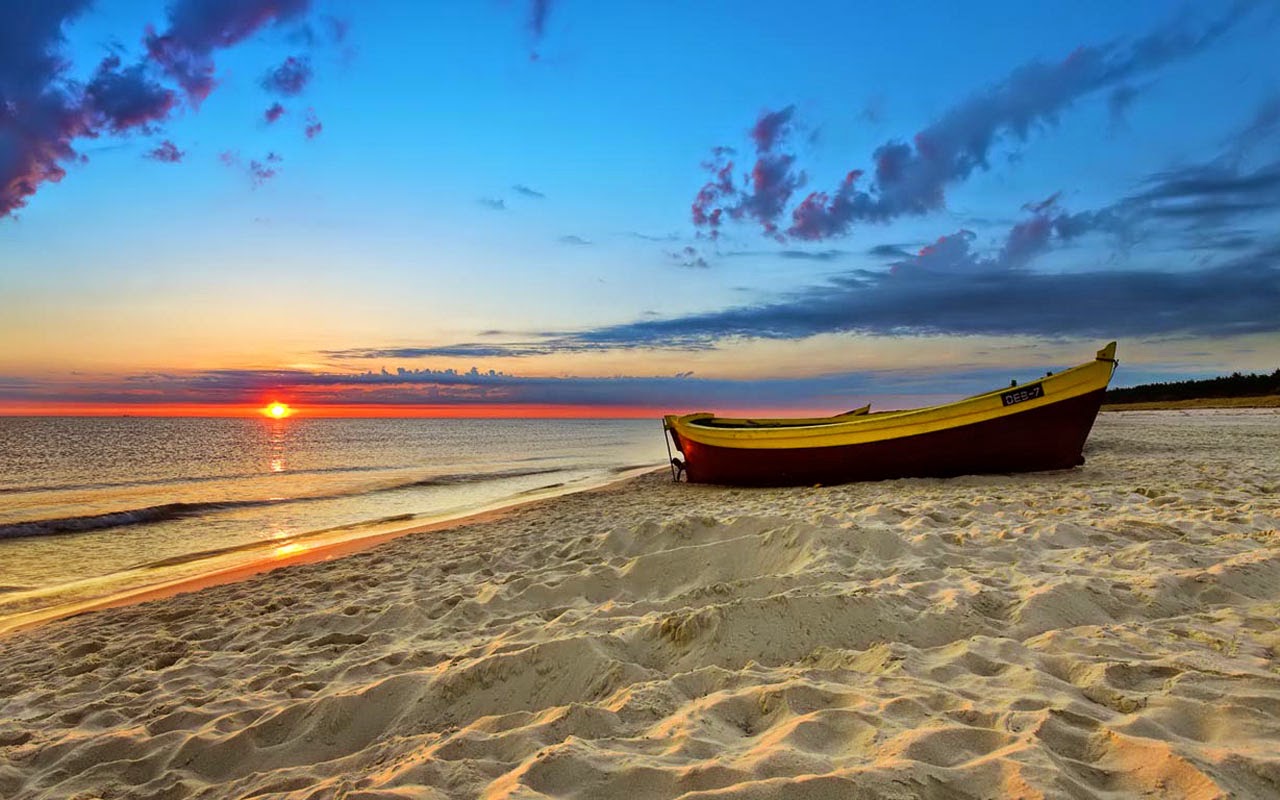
[273,542,308,558]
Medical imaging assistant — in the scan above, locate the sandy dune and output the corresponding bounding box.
[1,411,1278,799]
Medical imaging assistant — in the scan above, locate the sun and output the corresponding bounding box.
[264,402,293,419]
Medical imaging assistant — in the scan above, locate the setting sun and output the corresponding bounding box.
[264,402,292,419]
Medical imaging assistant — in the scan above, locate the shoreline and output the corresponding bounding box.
[0,464,664,639]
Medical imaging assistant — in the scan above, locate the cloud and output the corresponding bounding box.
[667,246,708,269]
[264,102,285,123]
[627,231,681,242]
[304,107,323,138]
[512,183,546,198]
[2,0,329,219]
[0,360,1006,411]
[1128,161,1280,226]
[145,140,185,163]
[529,0,553,39]
[722,249,850,262]
[145,0,312,104]
[693,105,806,239]
[550,249,1279,347]
[221,150,281,185]
[694,3,1260,242]
[867,243,914,259]
[559,235,592,246]
[524,0,555,60]
[372,216,1279,357]
[83,55,176,134]
[260,55,312,96]
[1106,83,1144,127]
[249,155,280,186]
[1,0,96,218]
[750,105,796,152]
[479,197,507,211]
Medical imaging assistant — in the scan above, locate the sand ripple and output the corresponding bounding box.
[1,411,1279,798]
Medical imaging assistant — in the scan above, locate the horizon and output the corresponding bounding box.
[4,1,1279,417]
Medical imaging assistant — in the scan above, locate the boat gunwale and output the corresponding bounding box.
[667,344,1116,449]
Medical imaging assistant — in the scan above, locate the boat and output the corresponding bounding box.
[662,342,1118,486]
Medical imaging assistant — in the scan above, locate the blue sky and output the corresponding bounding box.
[1,0,1278,414]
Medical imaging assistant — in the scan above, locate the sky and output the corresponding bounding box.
[2,0,1278,417]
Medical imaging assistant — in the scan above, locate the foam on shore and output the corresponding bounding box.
[2,411,1278,799]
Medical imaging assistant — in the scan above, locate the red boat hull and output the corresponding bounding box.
[671,388,1107,486]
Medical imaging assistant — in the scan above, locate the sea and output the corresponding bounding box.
[0,417,667,626]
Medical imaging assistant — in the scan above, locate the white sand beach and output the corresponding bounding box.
[1,410,1278,799]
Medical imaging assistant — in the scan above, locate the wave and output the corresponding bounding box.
[0,466,570,541]
[0,464,411,496]
[0,501,264,540]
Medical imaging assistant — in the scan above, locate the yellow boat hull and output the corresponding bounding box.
[663,343,1118,485]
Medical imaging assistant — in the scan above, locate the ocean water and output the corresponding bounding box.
[0,417,666,623]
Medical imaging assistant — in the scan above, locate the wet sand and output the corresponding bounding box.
[1,410,1278,799]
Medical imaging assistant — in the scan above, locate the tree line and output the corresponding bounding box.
[1106,368,1280,403]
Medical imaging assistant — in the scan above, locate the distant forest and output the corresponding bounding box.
[1106,368,1280,403]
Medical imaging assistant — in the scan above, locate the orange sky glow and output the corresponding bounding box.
[0,401,878,419]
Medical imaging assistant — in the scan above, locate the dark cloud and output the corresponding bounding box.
[304,107,323,139]
[694,3,1259,242]
[145,140,184,163]
[0,361,996,411]
[723,249,850,262]
[83,55,176,134]
[2,0,329,219]
[525,0,554,60]
[668,246,708,269]
[512,183,546,198]
[529,0,552,38]
[867,243,914,259]
[221,150,281,185]
[145,0,311,104]
[264,102,285,123]
[1,0,95,218]
[248,153,281,186]
[1185,231,1259,251]
[549,249,1279,347]
[0,5,174,215]
[260,55,312,96]
[750,105,796,152]
[1106,83,1144,127]
[377,223,1279,356]
[779,249,848,261]
[693,105,806,239]
[479,197,507,211]
[325,344,551,359]
[559,235,592,246]
[1130,161,1280,219]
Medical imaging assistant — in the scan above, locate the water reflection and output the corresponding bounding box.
[266,417,289,474]
[273,542,308,558]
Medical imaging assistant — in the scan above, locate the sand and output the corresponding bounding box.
[1,410,1278,799]
[1102,395,1280,411]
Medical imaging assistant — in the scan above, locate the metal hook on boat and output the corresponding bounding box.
[662,419,683,482]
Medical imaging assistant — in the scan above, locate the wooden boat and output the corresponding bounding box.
[663,342,1118,486]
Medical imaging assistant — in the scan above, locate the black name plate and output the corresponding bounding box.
[1001,383,1044,406]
